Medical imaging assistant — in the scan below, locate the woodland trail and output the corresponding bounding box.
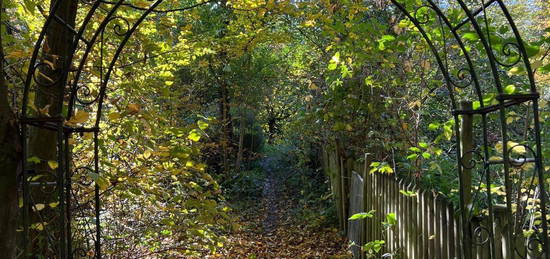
[216,153,351,259]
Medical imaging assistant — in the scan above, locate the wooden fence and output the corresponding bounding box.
[321,146,514,259]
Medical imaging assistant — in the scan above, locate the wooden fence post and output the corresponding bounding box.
[493,204,509,259]
[460,101,474,259]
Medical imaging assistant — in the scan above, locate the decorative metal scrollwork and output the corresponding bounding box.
[460,150,484,170]
[32,61,62,87]
[450,68,474,89]
[75,83,101,105]
[494,42,522,68]
[473,225,491,246]
[525,236,544,257]
[106,16,131,37]
[507,143,535,168]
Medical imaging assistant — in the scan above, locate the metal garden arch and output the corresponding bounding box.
[18,0,548,258]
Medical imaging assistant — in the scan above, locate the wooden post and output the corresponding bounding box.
[493,204,508,259]
[460,101,474,259]
[460,101,474,208]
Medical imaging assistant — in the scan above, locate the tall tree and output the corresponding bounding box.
[0,2,21,256]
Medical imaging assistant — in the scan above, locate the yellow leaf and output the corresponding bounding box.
[34,204,45,211]
[108,112,121,121]
[507,141,526,154]
[303,20,316,27]
[495,141,526,154]
[67,110,90,125]
[489,156,502,162]
[143,150,152,159]
[38,105,51,116]
[127,104,140,114]
[6,49,28,59]
[33,223,45,231]
[49,202,59,208]
[308,82,319,90]
[187,129,201,142]
[47,160,58,170]
[198,120,209,130]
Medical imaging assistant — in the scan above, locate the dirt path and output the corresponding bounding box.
[216,156,351,259]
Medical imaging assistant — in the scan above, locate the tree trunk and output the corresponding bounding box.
[235,108,245,169]
[29,0,78,166]
[217,0,233,175]
[0,5,21,255]
[26,0,78,255]
[218,80,232,175]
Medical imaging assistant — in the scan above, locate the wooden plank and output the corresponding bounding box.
[428,193,435,257]
[416,188,420,259]
[406,182,413,259]
[456,213,463,259]
[447,203,455,258]
[418,188,425,259]
[394,176,402,252]
[437,196,447,259]
[375,172,379,242]
[366,170,372,246]
[397,180,409,258]
[328,148,344,231]
[432,194,442,258]
[340,156,347,234]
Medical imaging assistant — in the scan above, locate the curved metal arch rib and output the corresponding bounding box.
[389,0,547,258]
[93,0,165,128]
[67,0,128,115]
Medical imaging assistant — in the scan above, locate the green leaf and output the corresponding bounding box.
[377,35,396,50]
[409,147,421,153]
[349,210,375,220]
[428,123,440,130]
[400,190,417,197]
[385,213,397,225]
[525,44,540,57]
[462,32,479,42]
[197,120,209,130]
[380,35,395,41]
[406,153,418,160]
[422,152,431,159]
[472,101,480,110]
[187,129,201,142]
[504,84,516,94]
[363,240,385,253]
[27,156,41,164]
[539,63,550,73]
[47,160,58,170]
